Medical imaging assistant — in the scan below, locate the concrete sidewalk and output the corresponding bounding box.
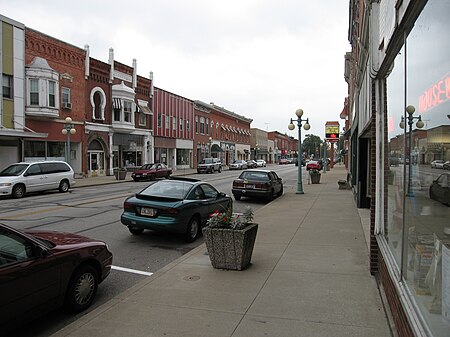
[54,166,391,337]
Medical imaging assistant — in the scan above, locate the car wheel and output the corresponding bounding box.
[12,184,26,198]
[133,178,140,182]
[267,189,275,201]
[150,173,156,181]
[278,185,284,197]
[166,173,171,179]
[65,265,98,313]
[185,216,200,243]
[129,227,144,235]
[233,194,241,201]
[59,179,70,193]
[218,166,222,173]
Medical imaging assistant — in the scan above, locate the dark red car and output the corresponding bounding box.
[0,223,113,332]
[131,163,172,182]
[279,159,289,165]
[306,160,322,171]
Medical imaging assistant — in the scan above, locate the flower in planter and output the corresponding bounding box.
[310,168,321,175]
[206,206,254,230]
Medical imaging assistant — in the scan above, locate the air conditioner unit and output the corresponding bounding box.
[62,102,72,109]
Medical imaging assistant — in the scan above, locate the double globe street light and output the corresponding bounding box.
[61,117,76,166]
[288,109,311,194]
[399,105,424,197]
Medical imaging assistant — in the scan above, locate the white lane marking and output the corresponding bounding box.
[112,265,153,276]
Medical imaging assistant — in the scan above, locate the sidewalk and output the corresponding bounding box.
[55,166,391,337]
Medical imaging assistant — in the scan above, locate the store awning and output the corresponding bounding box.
[221,125,226,130]
[0,128,48,138]
[211,144,223,152]
[113,98,122,110]
[138,103,152,115]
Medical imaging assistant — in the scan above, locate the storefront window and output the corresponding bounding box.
[386,1,450,335]
[176,149,190,166]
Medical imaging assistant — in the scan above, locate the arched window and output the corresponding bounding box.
[90,87,106,120]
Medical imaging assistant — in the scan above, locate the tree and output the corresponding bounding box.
[302,134,323,157]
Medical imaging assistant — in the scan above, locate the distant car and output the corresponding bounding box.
[279,159,289,165]
[131,163,172,182]
[306,160,322,171]
[232,170,283,201]
[197,158,222,174]
[246,160,258,169]
[431,160,445,169]
[444,161,450,170]
[256,159,266,167]
[389,157,400,166]
[429,173,450,206]
[295,158,306,167]
[121,177,232,242]
[0,161,75,198]
[0,223,112,332]
[230,160,248,170]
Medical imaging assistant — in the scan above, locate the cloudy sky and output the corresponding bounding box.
[1,0,350,140]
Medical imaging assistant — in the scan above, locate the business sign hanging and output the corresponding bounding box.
[325,122,340,142]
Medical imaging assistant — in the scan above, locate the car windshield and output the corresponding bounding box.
[233,160,243,164]
[0,164,29,176]
[239,171,270,181]
[139,181,194,199]
[139,164,155,170]
[199,159,213,164]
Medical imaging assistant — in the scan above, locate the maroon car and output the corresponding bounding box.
[131,163,172,182]
[0,223,113,332]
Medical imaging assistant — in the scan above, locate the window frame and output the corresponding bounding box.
[29,78,39,105]
[2,74,13,99]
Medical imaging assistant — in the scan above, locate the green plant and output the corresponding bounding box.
[207,206,254,230]
[310,168,321,175]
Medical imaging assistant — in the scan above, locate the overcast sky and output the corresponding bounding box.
[1,0,350,140]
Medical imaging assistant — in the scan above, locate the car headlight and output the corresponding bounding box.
[0,183,12,187]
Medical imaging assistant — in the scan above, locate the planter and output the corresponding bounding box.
[310,173,321,184]
[202,223,258,270]
[114,169,127,180]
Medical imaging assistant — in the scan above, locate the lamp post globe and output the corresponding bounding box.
[295,109,303,118]
[288,123,295,131]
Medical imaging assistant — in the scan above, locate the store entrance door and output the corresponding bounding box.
[88,151,105,176]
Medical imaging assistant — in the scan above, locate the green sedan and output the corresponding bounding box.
[121,177,232,242]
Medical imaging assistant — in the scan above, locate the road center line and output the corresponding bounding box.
[111,265,153,276]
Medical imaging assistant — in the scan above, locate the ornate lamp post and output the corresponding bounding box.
[61,117,76,166]
[288,109,311,194]
[399,105,424,197]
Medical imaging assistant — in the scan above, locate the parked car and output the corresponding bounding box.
[197,158,222,174]
[279,158,289,165]
[295,158,306,167]
[443,161,450,170]
[306,160,322,171]
[429,173,450,206]
[0,223,112,332]
[121,177,232,242]
[389,157,400,166]
[246,160,258,169]
[0,161,75,198]
[256,159,266,167]
[232,169,283,201]
[131,163,172,182]
[431,160,445,169]
[230,160,248,170]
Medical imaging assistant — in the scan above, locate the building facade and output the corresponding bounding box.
[346,1,450,336]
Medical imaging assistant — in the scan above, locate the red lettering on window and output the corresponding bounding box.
[418,73,450,113]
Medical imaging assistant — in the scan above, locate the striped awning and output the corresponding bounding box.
[138,103,152,115]
[113,98,122,110]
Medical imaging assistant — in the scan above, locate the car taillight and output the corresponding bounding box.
[124,202,133,211]
[160,208,179,215]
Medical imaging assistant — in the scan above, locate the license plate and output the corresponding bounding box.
[245,184,255,189]
[140,207,156,216]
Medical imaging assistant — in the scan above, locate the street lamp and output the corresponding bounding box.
[209,137,213,156]
[288,109,311,194]
[399,105,424,197]
[61,116,76,165]
[255,143,259,160]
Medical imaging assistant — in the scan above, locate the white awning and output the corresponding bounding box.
[138,103,152,115]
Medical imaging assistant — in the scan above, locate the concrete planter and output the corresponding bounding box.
[114,169,127,180]
[310,173,321,184]
[202,223,258,270]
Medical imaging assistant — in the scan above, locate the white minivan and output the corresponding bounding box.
[0,161,76,198]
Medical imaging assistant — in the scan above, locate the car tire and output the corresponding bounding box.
[166,173,171,179]
[185,216,200,243]
[278,185,284,197]
[218,166,222,173]
[129,227,144,235]
[150,173,156,181]
[12,184,26,198]
[267,189,275,201]
[65,265,98,313]
[133,178,140,182]
[233,194,241,201]
[59,179,70,193]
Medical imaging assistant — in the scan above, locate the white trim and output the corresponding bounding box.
[90,86,106,120]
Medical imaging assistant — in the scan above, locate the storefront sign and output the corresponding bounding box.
[418,72,450,113]
[325,122,340,141]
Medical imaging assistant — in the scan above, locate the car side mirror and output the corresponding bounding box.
[33,245,49,258]
[218,192,226,199]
